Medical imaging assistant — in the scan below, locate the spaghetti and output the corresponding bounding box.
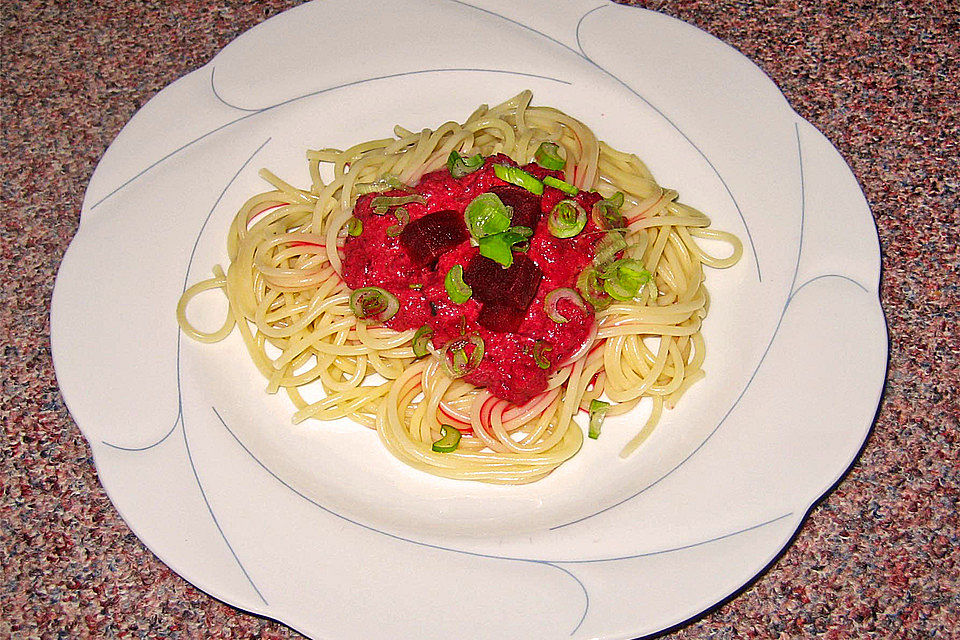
[177,91,742,484]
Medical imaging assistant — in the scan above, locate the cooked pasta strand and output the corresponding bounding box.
[177,92,741,482]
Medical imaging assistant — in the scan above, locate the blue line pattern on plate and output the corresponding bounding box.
[452,0,762,282]
[209,404,792,635]
[100,136,272,452]
[575,5,762,282]
[551,120,869,530]
[90,86,793,635]
[100,138,276,606]
[82,4,872,636]
[90,67,571,211]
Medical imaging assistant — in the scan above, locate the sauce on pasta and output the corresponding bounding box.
[176,91,742,484]
[341,152,600,405]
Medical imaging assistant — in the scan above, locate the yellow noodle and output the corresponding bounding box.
[177,91,740,482]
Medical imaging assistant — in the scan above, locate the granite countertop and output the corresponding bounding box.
[2,1,957,638]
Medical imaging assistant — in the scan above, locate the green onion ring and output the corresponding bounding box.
[444,264,472,304]
[544,288,588,323]
[348,286,400,323]
[356,174,412,195]
[592,232,627,267]
[370,194,426,214]
[548,199,588,238]
[493,164,544,195]
[447,150,484,178]
[440,334,485,378]
[576,267,612,311]
[592,192,626,230]
[534,141,565,170]
[599,258,650,301]
[602,276,637,301]
[588,399,610,439]
[532,340,553,369]
[385,207,409,237]
[464,192,513,239]
[432,424,462,452]
[543,175,579,195]
[412,325,433,358]
[346,217,363,237]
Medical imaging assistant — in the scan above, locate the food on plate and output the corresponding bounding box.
[176,91,742,483]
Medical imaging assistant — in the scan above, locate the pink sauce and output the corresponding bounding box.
[341,154,604,404]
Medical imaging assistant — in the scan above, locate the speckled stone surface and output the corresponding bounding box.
[2,0,957,638]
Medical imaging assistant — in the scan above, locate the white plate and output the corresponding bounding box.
[51,1,887,638]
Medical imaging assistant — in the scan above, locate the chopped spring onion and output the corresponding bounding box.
[588,399,610,439]
[447,150,485,178]
[356,174,412,195]
[534,141,565,170]
[592,192,625,230]
[598,257,645,279]
[576,256,650,308]
[409,283,423,290]
[346,217,363,236]
[440,334,485,378]
[601,258,651,301]
[348,287,400,323]
[478,233,513,268]
[444,264,472,304]
[532,340,553,369]
[592,231,627,267]
[464,192,512,239]
[412,325,433,358]
[508,225,533,254]
[543,175,578,196]
[385,207,409,237]
[548,199,588,238]
[493,164,544,195]
[432,424,462,453]
[478,228,530,268]
[370,194,426,214]
[576,267,612,311]
[544,288,588,323]
[603,278,635,302]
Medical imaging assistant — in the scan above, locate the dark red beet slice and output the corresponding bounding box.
[463,254,543,310]
[477,303,526,333]
[461,254,501,305]
[489,184,542,231]
[399,209,469,267]
[501,255,543,309]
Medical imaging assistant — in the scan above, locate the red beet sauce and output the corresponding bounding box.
[341,154,603,404]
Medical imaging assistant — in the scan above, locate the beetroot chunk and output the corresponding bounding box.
[461,254,501,305]
[399,209,469,267]
[477,303,526,333]
[489,184,542,231]
[463,254,543,311]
